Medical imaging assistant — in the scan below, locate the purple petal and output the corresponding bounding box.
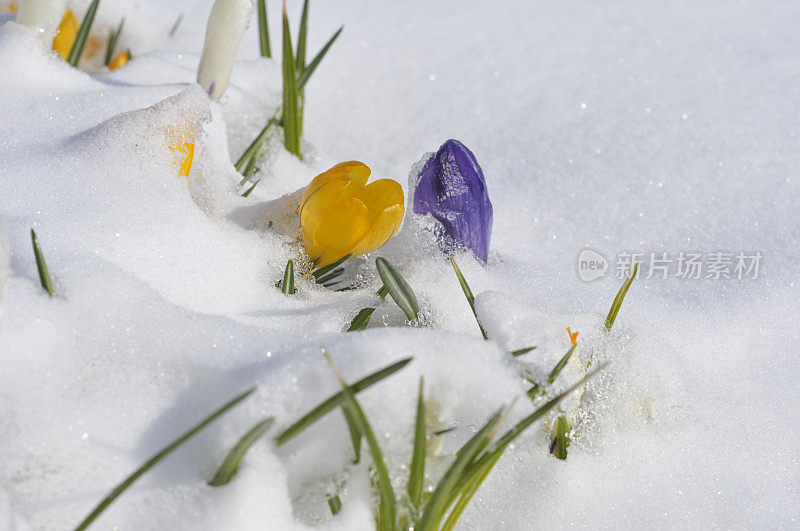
[413,139,493,262]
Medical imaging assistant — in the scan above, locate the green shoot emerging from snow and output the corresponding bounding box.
[31,229,54,297]
[450,257,488,339]
[209,417,274,487]
[605,262,639,330]
[284,351,606,530]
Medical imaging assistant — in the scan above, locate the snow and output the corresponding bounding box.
[1,0,799,529]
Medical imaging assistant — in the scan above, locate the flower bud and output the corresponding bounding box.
[410,139,493,262]
[15,0,66,45]
[197,0,253,101]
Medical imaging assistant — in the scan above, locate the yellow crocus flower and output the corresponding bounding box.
[108,50,130,70]
[51,8,77,60]
[300,161,405,268]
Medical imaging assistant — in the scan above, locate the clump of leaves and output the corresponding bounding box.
[284,351,605,530]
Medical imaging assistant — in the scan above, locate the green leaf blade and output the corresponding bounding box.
[332,367,397,528]
[257,0,271,58]
[297,25,343,91]
[31,229,54,297]
[281,260,296,294]
[407,378,426,509]
[67,0,101,67]
[104,17,124,66]
[346,307,376,332]
[450,258,488,339]
[376,257,419,321]
[275,357,413,446]
[208,417,274,487]
[416,409,503,530]
[74,387,255,531]
[605,262,639,330]
[281,6,300,157]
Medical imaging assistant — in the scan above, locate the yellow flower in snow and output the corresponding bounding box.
[300,161,405,268]
[108,50,130,70]
[165,125,197,177]
[51,8,77,60]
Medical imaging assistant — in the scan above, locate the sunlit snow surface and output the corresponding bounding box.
[1,0,799,529]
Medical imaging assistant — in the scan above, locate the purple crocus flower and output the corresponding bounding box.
[411,139,493,262]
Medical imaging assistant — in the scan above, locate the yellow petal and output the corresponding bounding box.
[300,179,349,248]
[177,141,195,177]
[310,198,371,267]
[353,179,404,223]
[349,203,405,257]
[52,9,78,61]
[109,51,130,70]
[300,161,370,212]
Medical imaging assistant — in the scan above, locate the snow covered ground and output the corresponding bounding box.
[1,0,799,529]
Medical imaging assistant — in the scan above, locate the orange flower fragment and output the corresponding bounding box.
[566,327,579,346]
[108,50,130,70]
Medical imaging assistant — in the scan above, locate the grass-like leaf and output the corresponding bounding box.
[241,180,260,197]
[208,417,274,486]
[281,5,301,157]
[296,26,343,90]
[510,346,536,357]
[605,262,639,330]
[416,409,504,530]
[67,0,101,67]
[450,258,488,339]
[168,13,184,37]
[281,260,296,294]
[346,307,375,332]
[235,114,279,175]
[104,17,124,66]
[316,267,344,285]
[407,378,426,509]
[275,357,413,445]
[327,494,342,515]
[235,24,342,174]
[342,405,363,463]
[324,352,397,528]
[527,344,577,398]
[312,254,350,280]
[295,0,309,137]
[549,413,570,460]
[73,387,255,531]
[30,229,54,297]
[376,257,419,321]
[257,0,271,58]
[438,365,607,529]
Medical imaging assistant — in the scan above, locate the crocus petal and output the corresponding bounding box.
[300,179,351,246]
[177,141,195,177]
[412,139,493,262]
[16,0,66,45]
[348,203,405,258]
[311,198,371,267]
[347,179,405,256]
[353,178,404,222]
[300,160,370,211]
[108,50,130,70]
[51,8,77,60]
